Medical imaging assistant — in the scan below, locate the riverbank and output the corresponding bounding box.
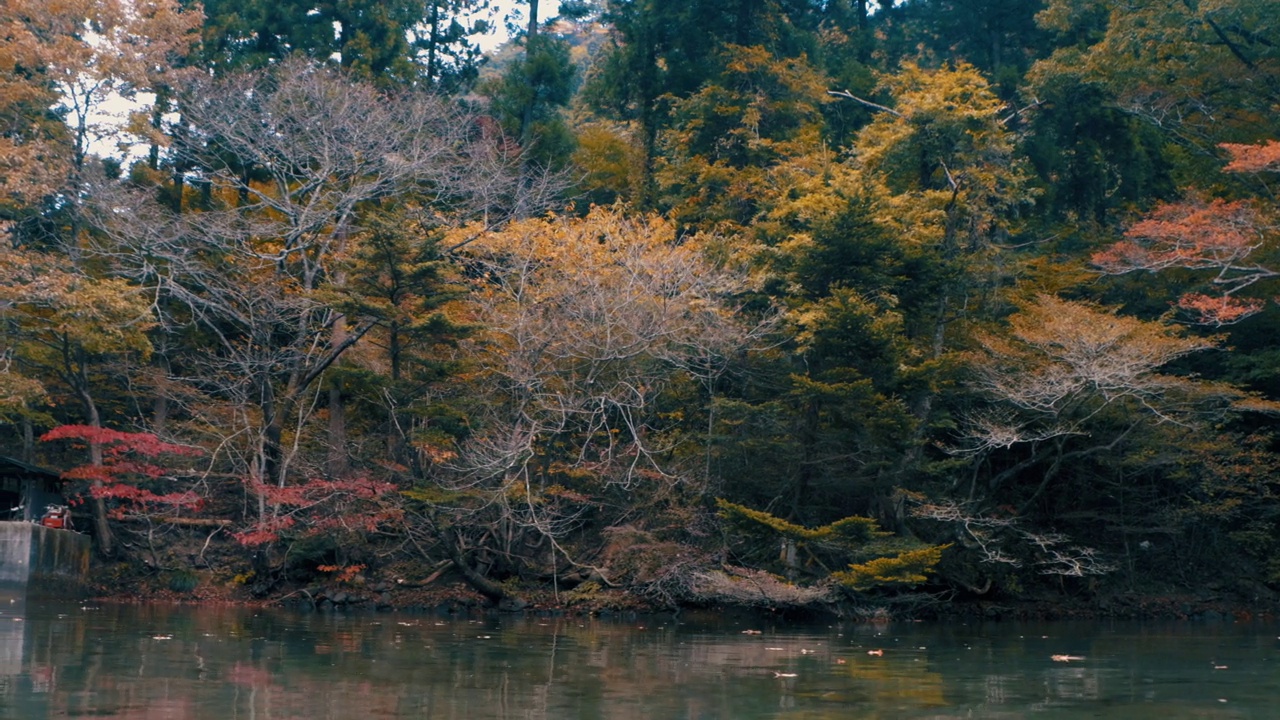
[84,560,1280,623]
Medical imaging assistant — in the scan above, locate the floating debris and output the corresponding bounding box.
[741,629,762,635]
[1051,655,1085,662]
[867,649,884,657]
[773,672,798,678]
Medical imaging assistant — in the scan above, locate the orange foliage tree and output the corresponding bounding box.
[1093,141,1279,325]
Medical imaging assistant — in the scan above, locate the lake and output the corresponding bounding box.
[1,601,1276,718]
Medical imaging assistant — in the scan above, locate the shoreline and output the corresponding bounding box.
[80,579,1280,624]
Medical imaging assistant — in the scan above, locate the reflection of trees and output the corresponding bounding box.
[3,609,1268,718]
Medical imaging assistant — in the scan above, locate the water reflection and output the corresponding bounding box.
[0,603,1276,719]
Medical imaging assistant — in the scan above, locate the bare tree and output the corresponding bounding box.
[917,294,1265,589]
[89,60,552,553]
[911,498,1116,580]
[417,208,775,595]
[962,294,1230,463]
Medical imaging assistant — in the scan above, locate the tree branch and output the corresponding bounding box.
[827,89,901,117]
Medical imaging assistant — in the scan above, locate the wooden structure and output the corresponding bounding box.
[0,456,65,523]
[0,457,88,604]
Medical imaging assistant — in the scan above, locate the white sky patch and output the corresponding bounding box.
[473,0,522,53]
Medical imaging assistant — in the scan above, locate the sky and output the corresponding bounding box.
[475,0,525,52]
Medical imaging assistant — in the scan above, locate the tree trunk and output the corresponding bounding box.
[20,415,33,464]
[444,530,509,602]
[260,377,287,489]
[386,322,405,463]
[326,224,352,478]
[426,1,440,85]
[81,394,114,558]
[521,0,540,144]
[152,354,171,435]
[64,342,114,557]
[327,383,347,477]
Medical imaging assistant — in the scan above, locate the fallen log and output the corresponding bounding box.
[395,560,454,588]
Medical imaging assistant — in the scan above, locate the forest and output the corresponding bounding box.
[1,0,1279,617]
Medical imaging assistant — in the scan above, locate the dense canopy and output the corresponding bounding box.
[3,0,1279,614]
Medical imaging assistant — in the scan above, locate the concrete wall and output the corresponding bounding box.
[0,522,90,603]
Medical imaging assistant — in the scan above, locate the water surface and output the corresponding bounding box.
[1,601,1276,718]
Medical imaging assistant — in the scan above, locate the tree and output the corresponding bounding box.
[717,499,946,592]
[45,0,201,178]
[199,0,490,89]
[0,0,70,222]
[850,62,1033,255]
[1,0,199,237]
[582,12,815,208]
[657,43,832,233]
[837,61,1036,472]
[931,294,1261,586]
[965,295,1230,458]
[337,205,472,476]
[582,0,825,207]
[4,0,200,247]
[482,33,577,171]
[710,204,927,526]
[1093,141,1280,325]
[0,249,156,555]
[902,0,1050,77]
[1031,0,1280,158]
[1019,67,1173,225]
[425,207,772,597]
[92,61,537,524]
[230,475,401,564]
[40,425,202,542]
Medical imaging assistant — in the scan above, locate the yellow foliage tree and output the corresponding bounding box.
[717,499,947,592]
[429,207,772,589]
[0,247,155,553]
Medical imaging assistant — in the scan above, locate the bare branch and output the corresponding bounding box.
[827,89,901,117]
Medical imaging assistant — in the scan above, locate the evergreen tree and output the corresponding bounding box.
[197,0,489,88]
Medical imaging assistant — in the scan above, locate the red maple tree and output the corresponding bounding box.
[40,425,204,519]
[233,477,402,547]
